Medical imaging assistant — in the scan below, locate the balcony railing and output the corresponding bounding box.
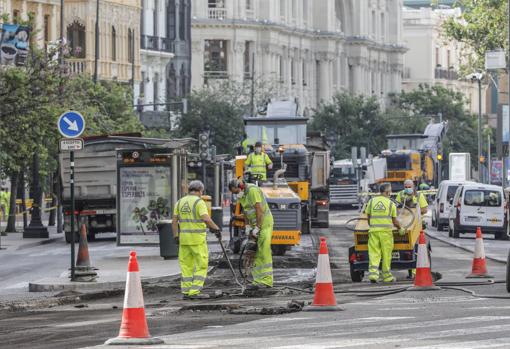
[66,58,87,74]
[435,67,458,80]
[208,7,227,19]
[141,35,174,53]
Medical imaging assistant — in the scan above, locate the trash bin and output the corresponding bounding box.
[157,219,178,259]
[211,207,223,230]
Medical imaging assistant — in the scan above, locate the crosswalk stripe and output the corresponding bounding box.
[405,336,510,349]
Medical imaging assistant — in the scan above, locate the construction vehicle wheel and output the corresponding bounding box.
[350,264,363,282]
[272,245,287,256]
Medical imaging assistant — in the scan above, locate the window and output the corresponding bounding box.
[303,0,308,23]
[244,41,251,78]
[279,56,284,82]
[44,15,50,44]
[246,0,253,10]
[167,0,176,40]
[435,47,440,67]
[153,73,159,111]
[140,71,145,96]
[447,49,451,68]
[291,59,295,85]
[179,2,185,40]
[291,0,296,18]
[204,40,227,72]
[208,0,224,8]
[153,0,158,36]
[13,10,19,23]
[371,10,376,37]
[464,190,502,207]
[380,13,385,40]
[67,21,86,58]
[446,186,460,201]
[302,61,307,86]
[128,29,134,63]
[180,63,187,96]
[111,26,117,61]
[280,0,285,17]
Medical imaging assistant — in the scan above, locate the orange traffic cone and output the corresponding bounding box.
[74,223,97,281]
[105,251,163,345]
[304,237,341,311]
[409,231,440,291]
[467,227,493,278]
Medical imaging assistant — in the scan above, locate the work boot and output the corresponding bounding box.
[182,293,210,300]
[369,278,379,284]
[383,277,397,283]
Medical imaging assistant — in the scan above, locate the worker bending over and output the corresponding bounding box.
[172,180,221,300]
[245,141,273,181]
[228,178,274,289]
[365,183,404,283]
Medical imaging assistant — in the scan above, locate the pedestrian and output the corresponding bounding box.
[172,180,222,300]
[365,182,404,283]
[244,141,273,182]
[228,178,273,289]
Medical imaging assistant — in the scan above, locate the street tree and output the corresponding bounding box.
[443,0,507,71]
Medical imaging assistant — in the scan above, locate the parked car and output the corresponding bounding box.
[432,180,476,231]
[448,184,508,240]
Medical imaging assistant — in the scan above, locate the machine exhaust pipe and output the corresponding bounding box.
[273,164,287,190]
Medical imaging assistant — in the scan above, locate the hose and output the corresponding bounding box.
[440,286,510,299]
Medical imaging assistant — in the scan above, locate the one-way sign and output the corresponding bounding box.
[58,111,85,138]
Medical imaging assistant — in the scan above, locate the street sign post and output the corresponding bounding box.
[58,111,85,281]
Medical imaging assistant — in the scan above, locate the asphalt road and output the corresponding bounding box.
[1,209,510,349]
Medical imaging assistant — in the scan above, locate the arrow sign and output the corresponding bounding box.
[58,111,85,138]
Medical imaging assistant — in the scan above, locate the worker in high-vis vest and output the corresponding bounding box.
[172,180,221,299]
[244,141,273,181]
[396,179,429,278]
[364,182,404,283]
[0,187,10,222]
[228,178,274,289]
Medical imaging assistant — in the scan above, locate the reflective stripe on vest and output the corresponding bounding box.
[367,196,394,230]
[247,153,268,174]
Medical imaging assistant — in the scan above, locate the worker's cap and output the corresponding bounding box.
[404,179,414,187]
[188,180,205,193]
[255,141,262,147]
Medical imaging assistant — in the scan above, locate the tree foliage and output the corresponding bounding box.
[311,86,480,162]
[443,0,507,71]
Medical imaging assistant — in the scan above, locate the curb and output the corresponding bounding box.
[28,273,180,292]
[17,236,62,250]
[425,231,507,264]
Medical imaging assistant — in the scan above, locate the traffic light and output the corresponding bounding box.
[437,154,443,161]
[199,131,210,161]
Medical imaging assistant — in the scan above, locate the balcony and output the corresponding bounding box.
[66,58,88,74]
[208,7,227,20]
[141,35,175,53]
[435,67,458,81]
[204,70,228,84]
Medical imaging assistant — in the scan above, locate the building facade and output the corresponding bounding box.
[1,0,60,49]
[64,0,141,82]
[402,5,485,114]
[191,0,406,113]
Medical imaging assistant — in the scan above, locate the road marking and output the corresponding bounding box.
[54,318,118,327]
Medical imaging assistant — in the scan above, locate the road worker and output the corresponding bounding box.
[0,187,10,222]
[172,180,221,300]
[244,141,273,181]
[396,179,428,222]
[365,182,404,283]
[228,178,273,289]
[240,133,253,155]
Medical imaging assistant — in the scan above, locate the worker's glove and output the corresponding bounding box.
[250,226,260,239]
[268,164,273,170]
[245,224,253,235]
[211,228,222,239]
[243,239,258,270]
[174,236,179,244]
[398,228,406,236]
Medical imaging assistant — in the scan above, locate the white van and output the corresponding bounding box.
[432,180,476,231]
[448,184,508,239]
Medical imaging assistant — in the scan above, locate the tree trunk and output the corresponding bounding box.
[5,172,19,233]
[48,170,57,227]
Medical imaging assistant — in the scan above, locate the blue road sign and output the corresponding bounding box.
[58,111,85,138]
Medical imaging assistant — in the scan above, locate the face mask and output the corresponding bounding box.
[255,147,262,154]
[404,188,413,195]
[237,191,244,199]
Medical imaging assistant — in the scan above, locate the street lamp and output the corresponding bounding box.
[467,72,484,182]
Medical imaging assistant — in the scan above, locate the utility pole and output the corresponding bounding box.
[438,112,443,185]
[506,0,510,188]
[93,0,100,83]
[478,77,482,182]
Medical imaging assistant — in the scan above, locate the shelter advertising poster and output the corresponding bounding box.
[118,166,171,245]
